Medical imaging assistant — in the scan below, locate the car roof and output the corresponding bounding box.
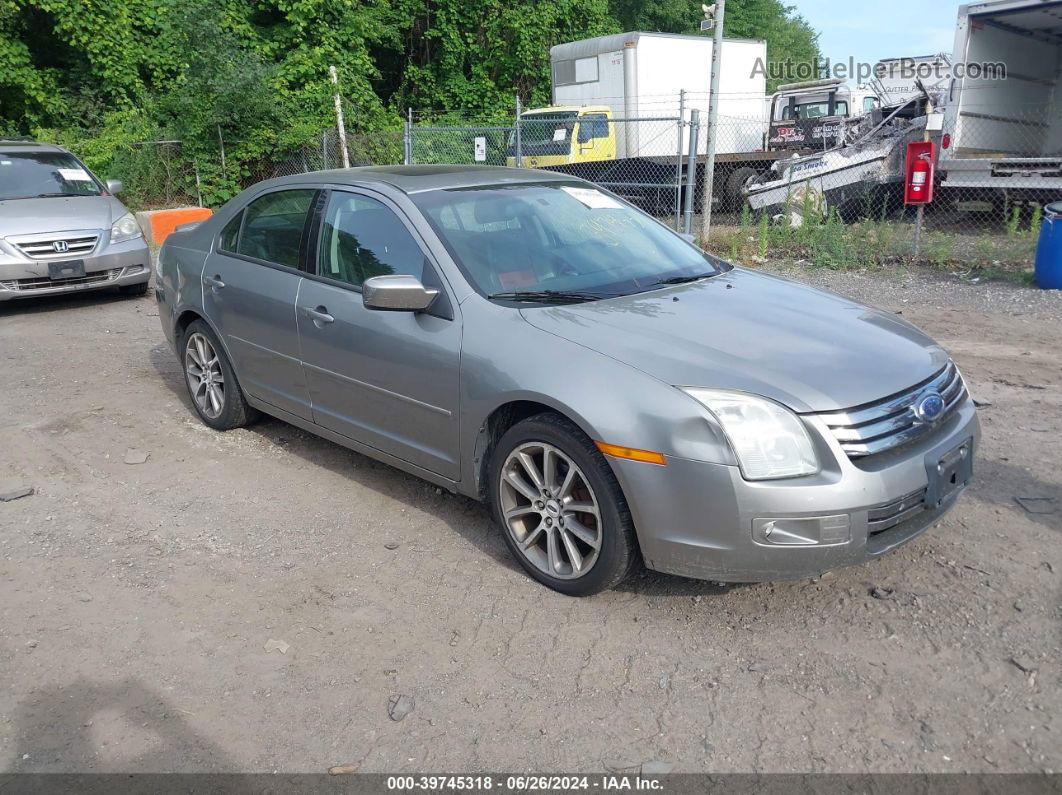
[0,139,69,153]
[273,165,576,195]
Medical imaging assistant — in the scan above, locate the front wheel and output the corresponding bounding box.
[489,413,638,596]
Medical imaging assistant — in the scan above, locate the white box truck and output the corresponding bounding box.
[938,0,1062,200]
[508,32,776,209]
[549,31,767,157]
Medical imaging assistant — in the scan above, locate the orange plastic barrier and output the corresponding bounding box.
[138,207,213,245]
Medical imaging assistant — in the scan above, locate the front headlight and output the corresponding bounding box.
[681,388,819,480]
[110,212,142,244]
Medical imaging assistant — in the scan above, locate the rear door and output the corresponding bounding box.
[203,188,316,420]
[295,189,462,479]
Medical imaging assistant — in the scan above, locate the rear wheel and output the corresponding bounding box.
[724,167,758,213]
[180,320,257,431]
[489,413,638,596]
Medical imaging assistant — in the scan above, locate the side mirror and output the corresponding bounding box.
[105,179,123,194]
[362,274,439,312]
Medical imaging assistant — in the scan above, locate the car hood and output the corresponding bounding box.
[0,195,125,236]
[520,268,948,413]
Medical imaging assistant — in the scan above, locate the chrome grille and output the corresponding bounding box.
[11,233,99,260]
[816,362,967,459]
[0,268,121,292]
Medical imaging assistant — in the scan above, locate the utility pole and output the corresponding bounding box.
[699,1,725,244]
[329,65,350,169]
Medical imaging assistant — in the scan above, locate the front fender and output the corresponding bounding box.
[457,301,737,497]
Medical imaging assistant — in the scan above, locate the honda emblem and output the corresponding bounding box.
[52,240,69,253]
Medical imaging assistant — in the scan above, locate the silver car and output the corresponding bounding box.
[0,139,150,301]
[157,166,978,596]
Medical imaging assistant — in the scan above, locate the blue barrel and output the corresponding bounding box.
[1036,201,1062,289]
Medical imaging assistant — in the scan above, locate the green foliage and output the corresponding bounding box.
[1029,205,1043,238]
[2,0,822,205]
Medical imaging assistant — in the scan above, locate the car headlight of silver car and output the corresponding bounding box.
[110,212,142,244]
[681,388,819,480]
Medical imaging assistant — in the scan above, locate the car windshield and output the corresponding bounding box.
[509,112,577,147]
[0,151,102,200]
[413,183,726,300]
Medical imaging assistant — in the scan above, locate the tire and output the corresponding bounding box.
[724,167,758,213]
[488,412,639,596]
[118,281,149,297]
[180,319,258,431]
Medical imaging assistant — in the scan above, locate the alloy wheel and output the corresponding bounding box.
[499,442,603,580]
[185,332,226,420]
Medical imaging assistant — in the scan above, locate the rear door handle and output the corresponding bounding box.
[303,305,334,325]
[203,274,225,289]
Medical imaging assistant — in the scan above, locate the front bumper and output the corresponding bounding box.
[0,238,151,301]
[614,399,980,582]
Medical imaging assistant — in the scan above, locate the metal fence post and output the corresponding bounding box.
[404,108,413,165]
[675,89,686,231]
[683,110,700,236]
[193,159,203,207]
[515,95,523,167]
[217,125,226,176]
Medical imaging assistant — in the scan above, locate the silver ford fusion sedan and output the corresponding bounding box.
[156,166,978,596]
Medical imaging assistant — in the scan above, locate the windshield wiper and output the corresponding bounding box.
[487,290,603,303]
[653,272,717,286]
[33,192,94,198]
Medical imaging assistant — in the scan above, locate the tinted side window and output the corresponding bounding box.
[219,212,242,252]
[237,189,314,268]
[319,193,424,287]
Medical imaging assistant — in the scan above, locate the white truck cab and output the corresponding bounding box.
[766,78,881,152]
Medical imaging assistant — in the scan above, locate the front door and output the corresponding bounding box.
[203,188,315,420]
[295,190,461,479]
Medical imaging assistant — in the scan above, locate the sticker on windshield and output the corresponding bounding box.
[552,127,567,142]
[58,168,91,182]
[561,186,622,209]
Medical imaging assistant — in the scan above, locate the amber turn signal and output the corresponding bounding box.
[594,441,666,466]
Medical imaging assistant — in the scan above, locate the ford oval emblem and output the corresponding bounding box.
[913,391,945,423]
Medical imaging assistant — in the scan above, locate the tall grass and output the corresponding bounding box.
[703,198,1040,280]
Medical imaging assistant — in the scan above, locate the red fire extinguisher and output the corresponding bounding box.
[904,141,935,205]
[910,153,931,198]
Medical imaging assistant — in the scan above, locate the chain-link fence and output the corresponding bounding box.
[97,88,1060,278]
[702,101,1061,275]
[410,115,686,229]
[104,128,404,212]
[117,141,203,210]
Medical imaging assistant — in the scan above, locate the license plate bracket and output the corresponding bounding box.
[48,259,86,280]
[925,438,974,508]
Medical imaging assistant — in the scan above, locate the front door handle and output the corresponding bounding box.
[303,305,335,325]
[203,274,225,290]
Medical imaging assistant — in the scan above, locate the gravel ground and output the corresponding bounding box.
[0,265,1059,774]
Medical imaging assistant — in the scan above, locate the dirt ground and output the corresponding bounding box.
[1,264,1059,774]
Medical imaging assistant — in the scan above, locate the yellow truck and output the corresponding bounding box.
[505,33,782,212]
[505,106,616,169]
